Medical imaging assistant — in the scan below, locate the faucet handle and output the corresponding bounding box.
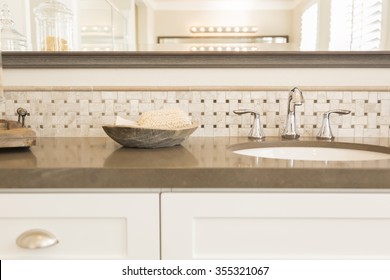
[317,109,351,140]
[233,109,265,140]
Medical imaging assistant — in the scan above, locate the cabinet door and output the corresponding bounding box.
[161,193,390,259]
[0,193,159,259]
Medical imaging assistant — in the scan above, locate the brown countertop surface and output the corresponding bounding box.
[1,137,390,189]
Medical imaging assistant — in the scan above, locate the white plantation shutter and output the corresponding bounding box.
[329,0,382,50]
[300,3,318,51]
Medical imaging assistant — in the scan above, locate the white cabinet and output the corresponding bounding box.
[161,193,390,259]
[0,193,159,259]
[4,191,390,260]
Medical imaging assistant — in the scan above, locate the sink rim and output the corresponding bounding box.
[228,140,390,161]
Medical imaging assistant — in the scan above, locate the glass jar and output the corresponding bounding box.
[0,4,28,51]
[34,0,73,51]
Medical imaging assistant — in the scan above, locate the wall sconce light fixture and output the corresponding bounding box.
[81,26,112,33]
[190,26,258,33]
[190,46,258,52]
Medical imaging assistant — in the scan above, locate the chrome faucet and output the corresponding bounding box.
[233,109,265,140]
[281,87,304,139]
[317,109,351,140]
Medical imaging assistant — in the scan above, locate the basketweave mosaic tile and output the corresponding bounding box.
[1,90,390,138]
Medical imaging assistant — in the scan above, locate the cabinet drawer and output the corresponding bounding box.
[0,218,127,259]
[0,193,160,259]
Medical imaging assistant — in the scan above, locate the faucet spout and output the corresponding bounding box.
[282,87,304,139]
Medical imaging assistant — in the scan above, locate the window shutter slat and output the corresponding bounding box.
[329,0,382,50]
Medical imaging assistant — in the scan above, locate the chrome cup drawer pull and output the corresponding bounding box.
[16,229,59,249]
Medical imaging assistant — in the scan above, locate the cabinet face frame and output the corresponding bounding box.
[161,193,390,260]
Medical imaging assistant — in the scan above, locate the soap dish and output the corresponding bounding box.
[102,123,198,148]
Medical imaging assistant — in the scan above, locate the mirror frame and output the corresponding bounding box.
[3,51,390,68]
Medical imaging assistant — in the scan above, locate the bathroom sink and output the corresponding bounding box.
[231,141,390,161]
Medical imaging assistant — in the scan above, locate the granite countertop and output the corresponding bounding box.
[1,137,390,189]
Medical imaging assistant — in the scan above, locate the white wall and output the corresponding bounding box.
[3,68,390,88]
[317,0,331,50]
[126,0,137,50]
[292,0,318,49]
[383,0,390,49]
[135,0,155,50]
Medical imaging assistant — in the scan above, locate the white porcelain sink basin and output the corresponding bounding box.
[232,144,390,162]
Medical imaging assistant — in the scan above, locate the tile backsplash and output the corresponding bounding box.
[1,89,390,138]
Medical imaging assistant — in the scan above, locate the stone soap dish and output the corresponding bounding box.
[102,123,198,148]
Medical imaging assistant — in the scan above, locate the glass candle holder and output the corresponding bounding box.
[0,4,28,51]
[34,0,73,51]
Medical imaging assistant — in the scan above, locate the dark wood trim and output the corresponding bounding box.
[3,51,390,68]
